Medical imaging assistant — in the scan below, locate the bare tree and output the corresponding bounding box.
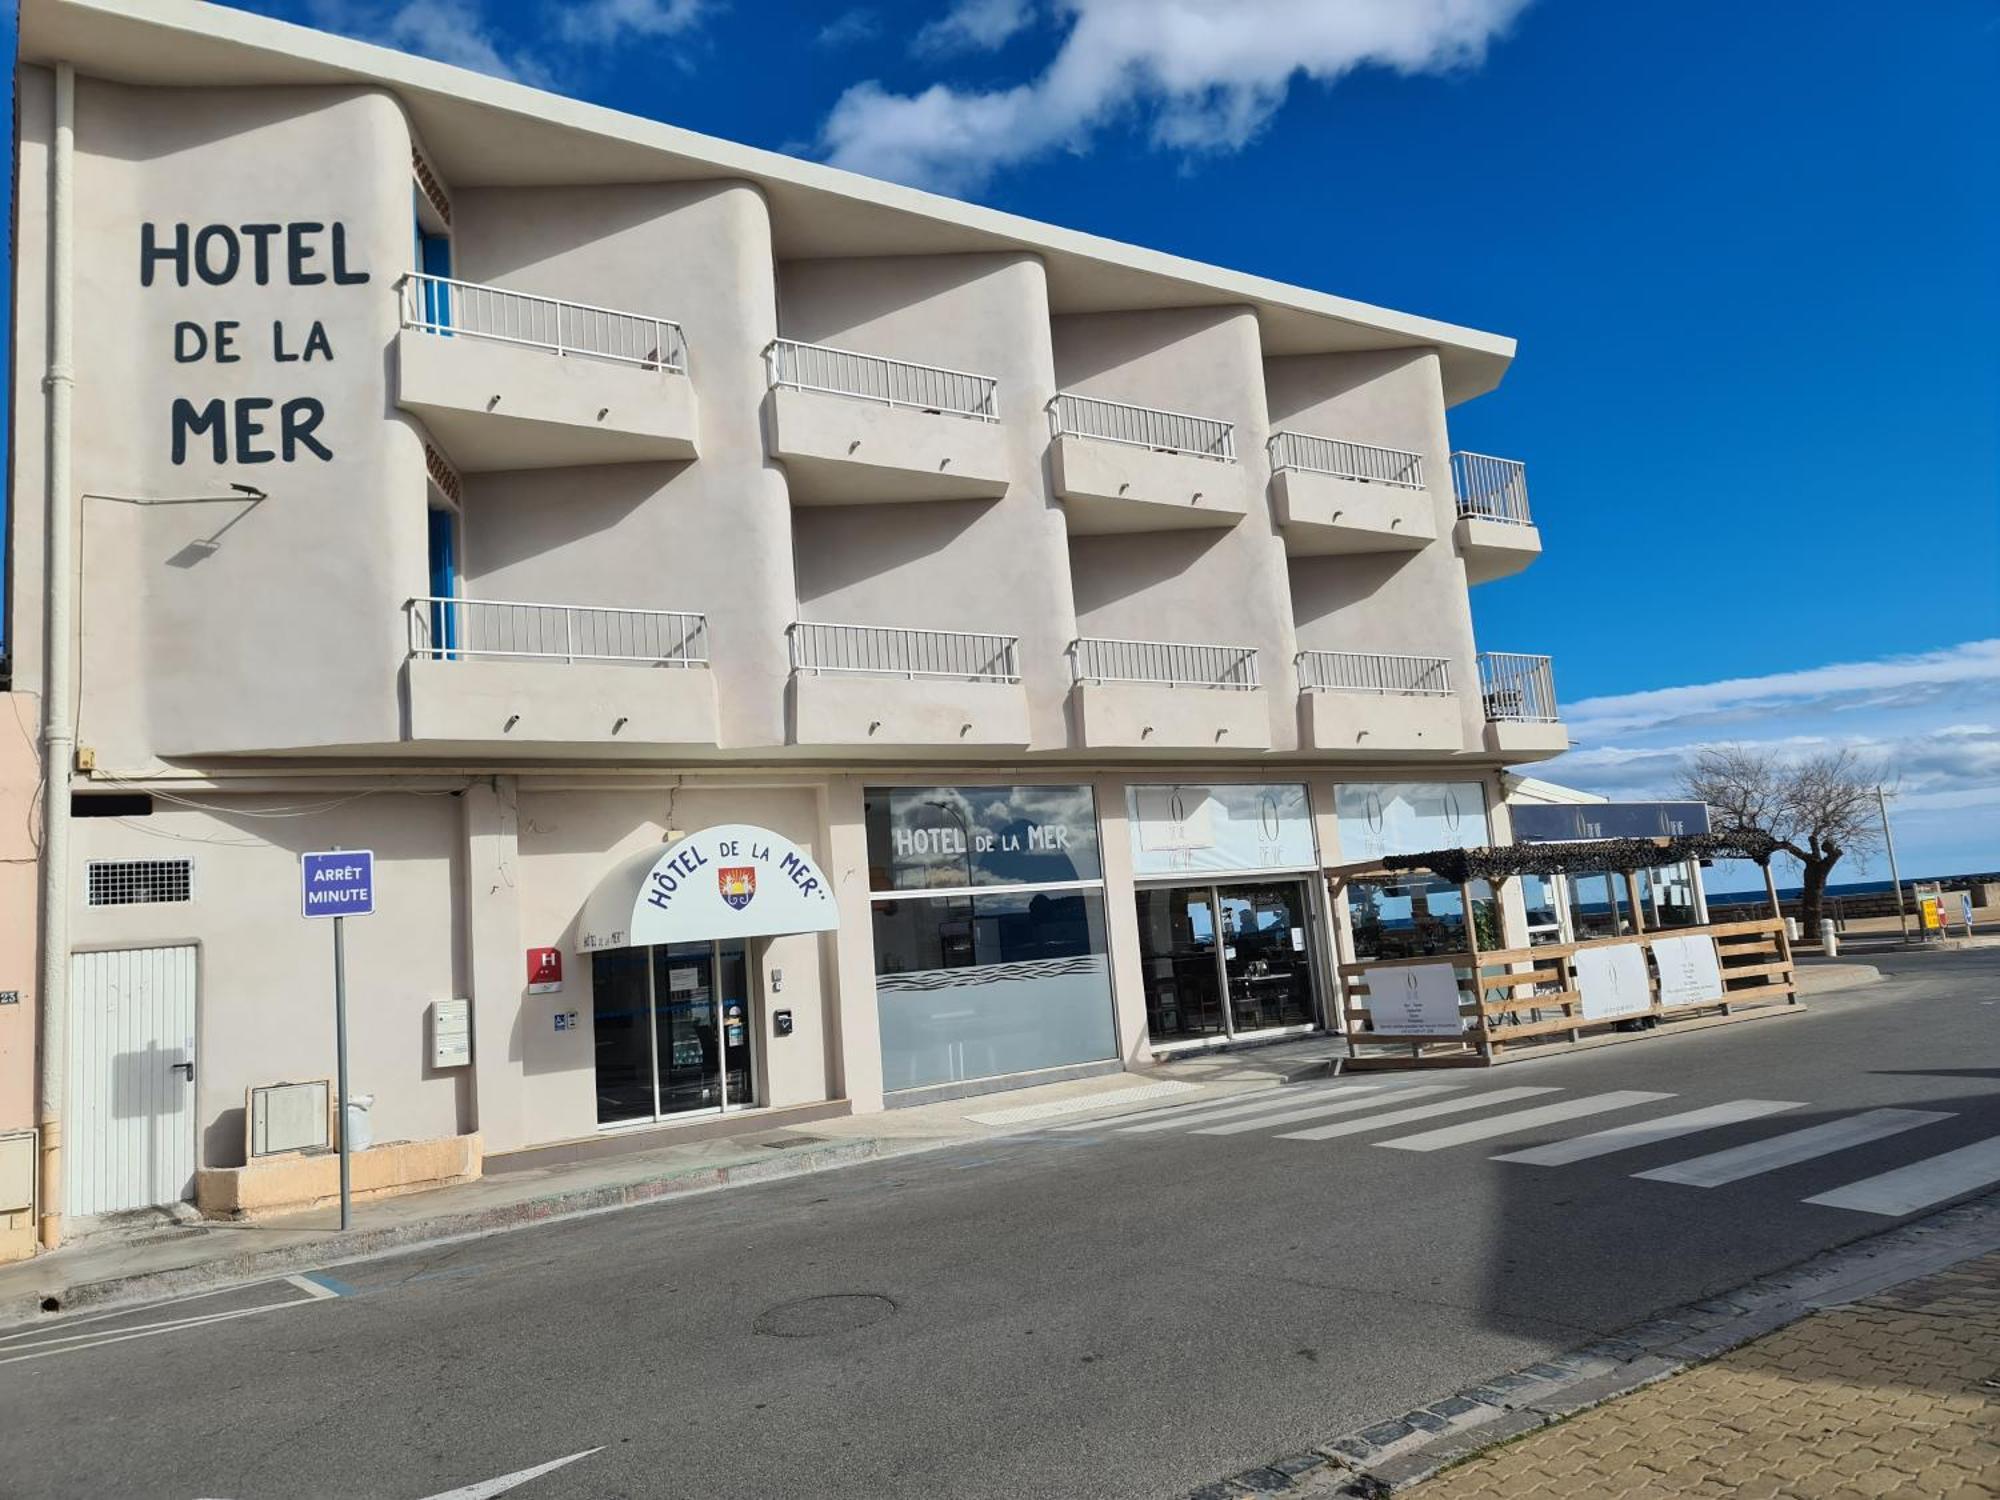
[1678,745,1883,939]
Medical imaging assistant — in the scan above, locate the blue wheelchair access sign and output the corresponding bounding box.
[302,849,376,919]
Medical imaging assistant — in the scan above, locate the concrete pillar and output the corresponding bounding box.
[462,777,526,1153]
[1093,776,1151,1068]
[822,777,884,1112]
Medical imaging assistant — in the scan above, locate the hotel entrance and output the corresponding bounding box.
[575,822,840,1131]
[1137,879,1321,1045]
[592,941,756,1126]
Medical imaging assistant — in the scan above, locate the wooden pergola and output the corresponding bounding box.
[1323,832,1799,1067]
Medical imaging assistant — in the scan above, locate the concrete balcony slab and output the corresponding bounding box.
[1482,718,1570,762]
[1300,690,1468,757]
[396,330,698,471]
[1072,683,1271,752]
[1273,469,1436,556]
[1455,514,1543,583]
[1051,434,1247,534]
[766,387,1011,504]
[404,657,718,746]
[788,672,1032,749]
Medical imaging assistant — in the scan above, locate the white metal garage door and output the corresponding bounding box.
[65,946,198,1217]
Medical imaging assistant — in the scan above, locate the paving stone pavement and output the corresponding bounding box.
[1402,1250,2000,1499]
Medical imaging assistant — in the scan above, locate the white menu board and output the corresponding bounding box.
[1363,963,1464,1037]
[1652,934,1725,1008]
[1575,943,1652,1021]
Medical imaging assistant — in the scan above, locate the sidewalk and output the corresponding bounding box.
[1403,1249,2000,1500]
[0,1046,1325,1328]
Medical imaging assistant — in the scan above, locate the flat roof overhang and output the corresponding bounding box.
[19,0,1517,404]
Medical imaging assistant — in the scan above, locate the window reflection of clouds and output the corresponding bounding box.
[865,784,1102,891]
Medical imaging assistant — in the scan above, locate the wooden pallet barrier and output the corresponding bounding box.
[1337,916,1798,1068]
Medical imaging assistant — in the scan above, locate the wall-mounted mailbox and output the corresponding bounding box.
[773,1009,794,1037]
[431,998,472,1069]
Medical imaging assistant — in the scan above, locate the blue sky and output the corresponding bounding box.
[10,1,2000,889]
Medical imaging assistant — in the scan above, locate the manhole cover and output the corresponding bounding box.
[753,1293,898,1338]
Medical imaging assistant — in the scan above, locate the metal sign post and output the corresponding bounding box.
[302,849,375,1231]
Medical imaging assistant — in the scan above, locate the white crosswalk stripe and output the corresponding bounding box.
[1278,1086,1559,1142]
[1376,1091,1675,1153]
[1635,1108,1953,1188]
[1194,1084,1466,1135]
[1802,1135,2000,1217]
[1108,1083,1407,1134]
[1493,1100,1806,1166]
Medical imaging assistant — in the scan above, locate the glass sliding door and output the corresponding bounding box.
[1138,879,1322,1045]
[1136,887,1227,1043]
[591,940,757,1128]
[1215,882,1316,1032]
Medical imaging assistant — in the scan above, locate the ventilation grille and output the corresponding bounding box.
[411,144,452,227]
[425,443,463,506]
[85,858,193,907]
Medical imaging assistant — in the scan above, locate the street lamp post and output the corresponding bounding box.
[1875,785,1908,943]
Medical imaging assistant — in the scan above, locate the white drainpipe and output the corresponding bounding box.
[37,61,76,1250]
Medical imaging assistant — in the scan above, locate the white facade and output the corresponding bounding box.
[6,0,1573,1233]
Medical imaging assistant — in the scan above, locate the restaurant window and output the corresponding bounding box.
[1348,877,1498,961]
[866,786,1115,1094]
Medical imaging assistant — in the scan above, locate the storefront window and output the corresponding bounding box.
[1649,863,1700,927]
[1520,874,1564,945]
[867,785,1116,1094]
[1334,782,1492,863]
[1348,877,1497,960]
[1127,783,1315,876]
[1567,871,1629,938]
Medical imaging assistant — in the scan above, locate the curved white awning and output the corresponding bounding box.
[577,823,838,952]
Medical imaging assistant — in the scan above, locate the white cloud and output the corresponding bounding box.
[822,0,1531,193]
[1562,640,2000,742]
[913,0,1039,56]
[818,8,883,47]
[557,0,708,46]
[308,0,546,83]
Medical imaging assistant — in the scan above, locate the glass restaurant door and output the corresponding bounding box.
[592,940,755,1127]
[1139,879,1319,1045]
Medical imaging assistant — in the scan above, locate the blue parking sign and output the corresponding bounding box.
[302,850,375,919]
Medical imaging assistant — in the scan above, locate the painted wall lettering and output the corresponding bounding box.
[145,219,368,466]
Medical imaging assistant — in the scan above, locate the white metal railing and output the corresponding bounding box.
[1070,637,1259,690]
[1049,392,1236,462]
[1270,432,1425,490]
[1451,451,1532,525]
[787,622,1019,682]
[399,272,688,372]
[407,597,709,666]
[1477,652,1559,723]
[1296,650,1451,696]
[766,339,997,421]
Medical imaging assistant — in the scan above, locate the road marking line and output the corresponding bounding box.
[966,1080,1198,1126]
[1635,1108,1954,1188]
[421,1446,605,1500]
[0,1299,314,1367]
[1494,1100,1806,1165]
[1377,1091,1675,1152]
[1803,1135,2000,1216]
[1278,1087,1560,1142]
[1052,1085,1335,1132]
[1112,1084,1400,1134]
[1193,1084,1466,1135]
[285,1273,345,1300]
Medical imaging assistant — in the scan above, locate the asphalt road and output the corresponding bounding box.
[5,950,1997,1500]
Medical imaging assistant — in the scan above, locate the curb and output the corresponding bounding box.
[1182,1191,2000,1498]
[0,1137,881,1330]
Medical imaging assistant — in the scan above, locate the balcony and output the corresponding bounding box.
[403,597,717,747]
[786,622,1031,749]
[395,274,698,470]
[764,339,1011,504]
[1268,433,1436,556]
[1048,394,1247,533]
[1296,650,1465,757]
[1477,652,1568,760]
[1069,637,1270,752]
[1451,452,1543,582]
